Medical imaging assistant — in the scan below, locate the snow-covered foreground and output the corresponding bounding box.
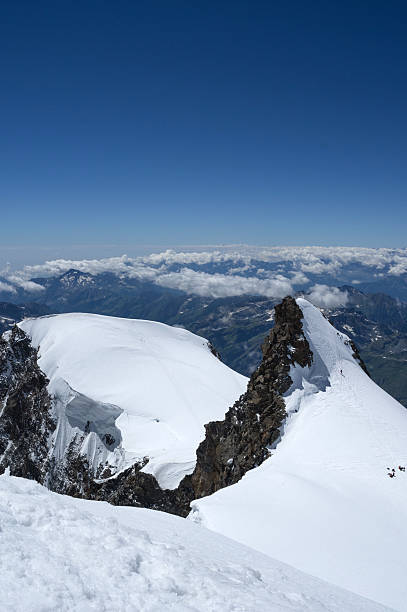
[0,474,390,612]
[191,299,407,611]
[20,313,247,488]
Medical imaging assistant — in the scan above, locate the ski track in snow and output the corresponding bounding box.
[0,475,391,612]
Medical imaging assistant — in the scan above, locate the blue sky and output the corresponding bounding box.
[1,0,406,256]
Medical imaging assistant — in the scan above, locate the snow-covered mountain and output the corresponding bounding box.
[190,298,407,611]
[0,473,390,612]
[2,296,407,610]
[19,313,247,489]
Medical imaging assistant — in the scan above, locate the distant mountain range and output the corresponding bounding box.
[2,246,407,299]
[1,267,406,407]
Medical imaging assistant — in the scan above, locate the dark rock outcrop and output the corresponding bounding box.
[0,326,55,480]
[207,341,221,360]
[185,296,313,499]
[90,465,189,514]
[348,339,370,376]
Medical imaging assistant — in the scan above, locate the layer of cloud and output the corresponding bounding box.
[1,246,407,299]
[5,275,45,293]
[142,246,407,279]
[0,281,17,294]
[155,268,294,298]
[306,284,349,308]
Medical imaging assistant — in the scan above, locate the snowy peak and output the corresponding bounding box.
[295,297,369,386]
[190,298,407,611]
[34,268,96,290]
[18,313,247,494]
[58,269,96,287]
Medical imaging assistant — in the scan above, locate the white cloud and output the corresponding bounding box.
[0,281,17,294]
[139,246,407,278]
[6,275,45,293]
[143,249,246,267]
[306,285,349,308]
[2,245,407,298]
[299,260,340,275]
[155,268,294,298]
[290,271,310,285]
[388,255,407,276]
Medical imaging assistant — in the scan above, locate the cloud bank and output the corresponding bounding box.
[0,281,17,294]
[305,285,349,308]
[155,268,294,298]
[1,246,406,300]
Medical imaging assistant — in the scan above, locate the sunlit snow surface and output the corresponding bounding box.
[20,313,247,488]
[0,475,390,612]
[191,298,407,611]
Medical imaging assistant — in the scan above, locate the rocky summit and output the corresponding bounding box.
[187,296,313,499]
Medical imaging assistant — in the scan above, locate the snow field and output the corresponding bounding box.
[0,475,390,612]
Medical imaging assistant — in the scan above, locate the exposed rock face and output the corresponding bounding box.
[207,341,222,360]
[90,465,186,514]
[186,296,313,499]
[349,340,370,376]
[0,326,55,481]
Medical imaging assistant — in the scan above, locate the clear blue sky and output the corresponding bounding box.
[1,0,406,252]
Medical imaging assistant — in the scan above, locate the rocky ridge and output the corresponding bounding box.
[90,296,314,514]
[186,296,313,499]
[0,297,367,517]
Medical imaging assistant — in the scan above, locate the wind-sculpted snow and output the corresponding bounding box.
[48,377,126,477]
[191,299,407,611]
[0,474,390,612]
[20,313,247,488]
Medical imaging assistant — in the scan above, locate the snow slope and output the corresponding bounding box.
[19,313,247,488]
[191,298,407,612]
[0,474,390,612]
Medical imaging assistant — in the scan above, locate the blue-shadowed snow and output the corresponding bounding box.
[190,298,407,611]
[0,474,390,612]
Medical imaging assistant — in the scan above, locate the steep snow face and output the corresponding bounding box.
[20,313,247,488]
[0,474,390,612]
[191,298,407,612]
